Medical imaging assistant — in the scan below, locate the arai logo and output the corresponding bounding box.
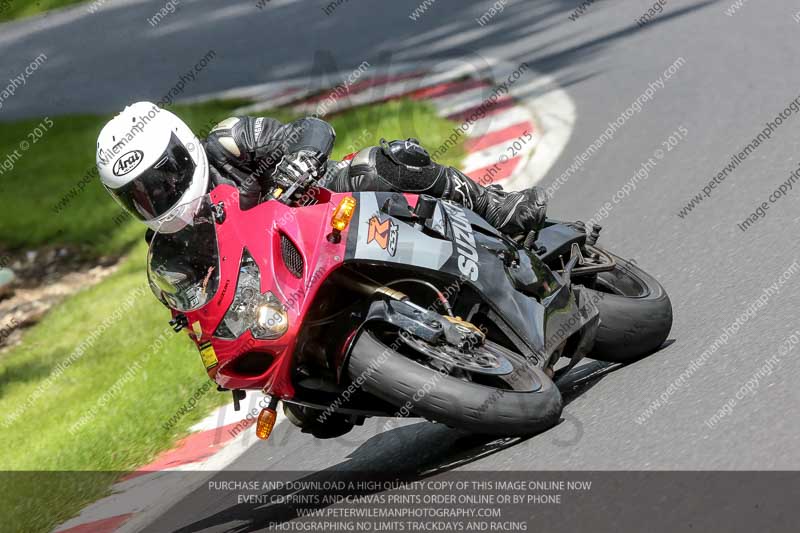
[113,150,144,176]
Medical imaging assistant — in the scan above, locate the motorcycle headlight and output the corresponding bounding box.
[214,251,289,340]
[253,294,289,340]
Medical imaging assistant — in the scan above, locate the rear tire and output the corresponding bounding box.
[583,252,672,364]
[348,330,562,436]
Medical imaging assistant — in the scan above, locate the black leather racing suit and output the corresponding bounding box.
[203,116,547,235]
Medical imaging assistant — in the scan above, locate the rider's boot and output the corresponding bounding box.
[440,166,548,236]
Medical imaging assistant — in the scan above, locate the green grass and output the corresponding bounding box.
[0,98,464,532]
[0,0,88,23]
[0,242,230,532]
[326,98,465,169]
[0,244,227,470]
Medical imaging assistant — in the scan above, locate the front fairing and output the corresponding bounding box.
[203,187,349,393]
[148,185,349,394]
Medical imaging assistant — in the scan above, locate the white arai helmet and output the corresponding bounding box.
[97,102,209,233]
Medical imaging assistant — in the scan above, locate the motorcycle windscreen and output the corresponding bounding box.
[147,195,220,312]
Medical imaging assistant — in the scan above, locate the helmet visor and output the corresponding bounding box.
[110,132,197,221]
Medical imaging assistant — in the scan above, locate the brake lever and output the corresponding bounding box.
[280,178,307,204]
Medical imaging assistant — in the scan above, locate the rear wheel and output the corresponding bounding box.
[582,252,672,363]
[347,329,562,436]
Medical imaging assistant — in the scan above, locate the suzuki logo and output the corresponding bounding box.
[367,215,399,256]
[113,150,144,176]
[441,202,480,281]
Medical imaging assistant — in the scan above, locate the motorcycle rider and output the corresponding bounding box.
[96,102,547,236]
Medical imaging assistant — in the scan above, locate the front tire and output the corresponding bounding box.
[283,403,355,439]
[347,330,562,436]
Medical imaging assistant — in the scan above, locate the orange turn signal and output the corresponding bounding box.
[255,408,278,440]
[331,196,357,232]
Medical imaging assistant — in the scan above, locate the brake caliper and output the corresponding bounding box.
[443,315,486,351]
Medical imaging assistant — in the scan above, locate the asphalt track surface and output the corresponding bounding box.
[4,0,800,528]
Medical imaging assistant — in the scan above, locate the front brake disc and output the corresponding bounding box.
[400,335,513,376]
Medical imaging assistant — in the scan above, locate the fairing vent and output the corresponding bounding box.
[281,234,304,278]
[226,351,275,378]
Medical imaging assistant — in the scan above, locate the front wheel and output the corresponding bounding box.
[582,251,673,364]
[283,402,355,439]
[347,330,562,436]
